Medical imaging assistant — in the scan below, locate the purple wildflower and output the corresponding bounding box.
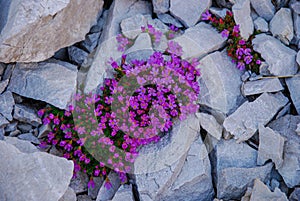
[244,55,253,64]
[237,61,246,70]
[221,29,230,38]
[202,10,212,21]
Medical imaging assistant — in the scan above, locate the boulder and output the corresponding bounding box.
[0,140,73,201]
[120,14,148,39]
[8,59,77,110]
[286,75,300,114]
[270,8,294,45]
[152,0,170,14]
[170,0,212,27]
[0,91,15,121]
[223,92,288,142]
[59,187,77,201]
[241,78,283,96]
[68,46,89,66]
[13,104,41,127]
[232,0,254,40]
[253,17,269,32]
[250,0,275,21]
[197,112,223,140]
[0,0,104,63]
[4,136,38,153]
[252,34,298,76]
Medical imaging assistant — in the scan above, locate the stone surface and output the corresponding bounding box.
[0,128,4,140]
[297,51,300,66]
[289,188,300,201]
[8,59,77,110]
[197,112,222,140]
[293,13,300,46]
[286,76,300,114]
[18,133,40,144]
[70,171,89,194]
[84,0,152,93]
[38,124,51,138]
[250,0,275,21]
[232,0,253,40]
[4,136,38,153]
[242,78,283,96]
[249,179,288,201]
[77,195,93,201]
[223,92,288,142]
[257,126,285,169]
[252,34,298,76]
[80,32,101,53]
[291,1,300,14]
[96,171,121,201]
[197,51,242,114]
[170,0,212,27]
[88,177,104,199]
[134,115,214,201]
[269,115,300,188]
[125,33,153,62]
[270,8,294,45]
[121,14,148,39]
[253,17,269,32]
[0,114,9,128]
[111,185,134,201]
[0,91,14,121]
[213,139,273,200]
[13,104,41,127]
[0,0,104,63]
[59,187,76,201]
[68,46,89,66]
[210,7,230,18]
[0,79,9,94]
[0,140,73,201]
[152,0,169,14]
[157,14,183,28]
[296,123,300,135]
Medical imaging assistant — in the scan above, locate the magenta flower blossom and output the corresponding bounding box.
[239,40,246,45]
[37,109,45,117]
[237,62,246,70]
[256,60,261,65]
[88,179,95,189]
[244,55,253,64]
[202,10,212,21]
[221,29,230,38]
[233,25,240,33]
[236,48,244,56]
[104,181,112,190]
[167,41,183,56]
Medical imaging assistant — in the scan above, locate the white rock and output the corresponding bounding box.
[197,113,222,140]
[250,0,275,21]
[242,78,284,96]
[152,0,169,14]
[232,0,254,40]
[253,17,269,32]
[120,14,148,39]
[4,136,39,153]
[59,187,76,201]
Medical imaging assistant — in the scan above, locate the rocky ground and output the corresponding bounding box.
[0,0,300,201]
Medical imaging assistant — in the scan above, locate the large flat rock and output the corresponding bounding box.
[286,75,300,115]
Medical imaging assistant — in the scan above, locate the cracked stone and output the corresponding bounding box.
[0,91,14,121]
[0,79,9,94]
[250,0,275,21]
[0,114,9,128]
[59,187,76,201]
[152,0,169,14]
[242,78,284,96]
[157,14,183,28]
[289,188,300,201]
[253,17,269,32]
[111,184,134,201]
[69,171,89,194]
[13,104,41,127]
[80,32,101,53]
[121,14,148,39]
[197,112,222,140]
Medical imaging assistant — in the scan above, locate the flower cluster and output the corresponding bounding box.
[116,34,133,52]
[39,24,200,190]
[202,10,263,73]
[141,24,163,43]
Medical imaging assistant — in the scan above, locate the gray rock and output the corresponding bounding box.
[0,91,14,121]
[0,127,4,140]
[253,17,269,32]
[152,0,169,14]
[0,140,74,201]
[209,7,230,18]
[252,34,298,76]
[297,51,300,66]
[0,63,5,76]
[2,64,14,81]
[276,103,291,119]
[38,124,51,139]
[296,123,300,135]
[242,78,283,96]
[174,23,226,59]
[96,171,121,201]
[223,92,288,143]
[4,136,38,153]
[88,177,104,200]
[17,123,32,133]
[197,112,222,140]
[249,179,288,201]
[13,104,41,127]
[270,8,294,45]
[274,0,289,8]
[0,0,104,63]
[157,13,183,28]
[286,75,300,114]
[0,79,9,94]
[80,32,101,53]
[293,13,300,45]
[0,114,9,128]
[213,139,273,200]
[197,51,242,114]
[120,14,148,39]
[289,188,300,201]
[18,133,40,144]
[70,171,89,194]
[53,48,69,61]
[84,0,152,93]
[77,195,93,201]
[257,126,285,169]
[232,0,254,40]
[134,115,214,201]
[59,187,76,201]
[269,115,300,187]
[170,0,212,27]
[111,185,134,201]
[68,46,89,66]
[9,129,21,137]
[250,0,275,21]
[8,59,77,110]
[4,121,17,133]
[291,1,300,15]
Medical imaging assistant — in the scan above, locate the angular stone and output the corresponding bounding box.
[223,92,288,142]
[38,124,51,139]
[242,78,283,96]
[68,46,89,66]
[13,104,41,127]
[80,32,101,53]
[297,51,300,66]
[5,121,17,133]
[111,185,134,201]
[0,128,4,140]
[88,177,104,200]
[0,0,104,63]
[0,140,73,201]
[197,51,242,114]
[96,171,121,201]
[17,123,32,133]
[270,8,293,45]
[157,14,183,28]
[250,0,275,21]
[77,195,93,201]
[209,7,230,18]
[0,79,9,94]
[120,14,148,39]
[252,34,298,76]
[254,17,269,32]
[18,133,40,144]
[257,126,285,169]
[197,112,222,140]
[4,136,38,153]
[84,0,152,93]
[286,76,300,114]
[152,0,169,14]
[232,0,254,40]
[59,187,76,201]
[289,188,300,201]
[249,179,288,201]
[0,91,14,121]
[291,1,300,15]
[296,123,300,135]
[269,115,300,187]
[0,114,9,128]
[70,171,89,194]
[0,63,5,76]
[8,59,77,110]
[170,0,212,27]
